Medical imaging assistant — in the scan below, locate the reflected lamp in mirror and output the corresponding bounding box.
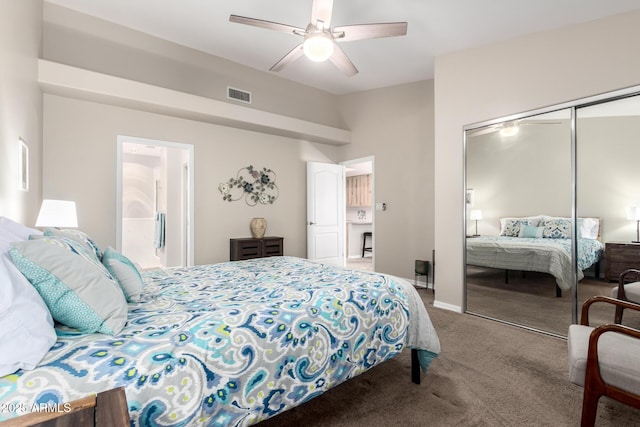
[35,199,78,228]
[470,209,483,237]
[627,206,640,243]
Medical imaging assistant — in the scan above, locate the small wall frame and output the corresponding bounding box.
[19,138,29,191]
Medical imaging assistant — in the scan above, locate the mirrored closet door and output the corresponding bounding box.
[576,94,640,329]
[465,86,640,337]
[464,108,575,336]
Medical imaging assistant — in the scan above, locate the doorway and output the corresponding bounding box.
[342,157,374,272]
[116,135,194,269]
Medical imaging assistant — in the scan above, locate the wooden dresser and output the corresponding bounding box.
[230,237,284,261]
[604,241,640,281]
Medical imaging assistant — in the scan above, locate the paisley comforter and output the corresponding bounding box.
[0,256,440,426]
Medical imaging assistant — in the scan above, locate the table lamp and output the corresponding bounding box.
[35,199,78,228]
[470,209,483,237]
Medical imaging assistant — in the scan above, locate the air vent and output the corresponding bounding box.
[227,87,252,104]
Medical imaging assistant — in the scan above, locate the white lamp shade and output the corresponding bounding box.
[35,199,78,228]
[628,206,640,221]
[303,33,334,62]
[470,209,483,221]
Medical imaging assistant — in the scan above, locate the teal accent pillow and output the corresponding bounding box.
[519,225,544,238]
[9,237,127,335]
[102,246,143,302]
[43,228,102,260]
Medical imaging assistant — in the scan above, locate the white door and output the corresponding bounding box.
[307,162,345,266]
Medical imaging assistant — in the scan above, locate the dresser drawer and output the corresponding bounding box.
[230,237,284,261]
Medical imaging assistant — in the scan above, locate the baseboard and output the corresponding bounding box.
[433,300,462,313]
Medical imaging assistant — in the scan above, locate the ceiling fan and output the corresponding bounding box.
[229,0,407,77]
[468,119,563,137]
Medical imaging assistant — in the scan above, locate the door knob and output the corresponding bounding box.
[309,221,315,225]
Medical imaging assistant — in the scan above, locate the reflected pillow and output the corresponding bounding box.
[578,218,600,240]
[519,225,544,238]
[500,219,531,237]
[9,237,127,335]
[542,219,571,239]
[102,247,143,302]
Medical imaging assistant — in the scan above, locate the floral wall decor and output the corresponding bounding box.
[218,165,279,205]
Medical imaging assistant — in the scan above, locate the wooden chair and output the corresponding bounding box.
[568,296,640,426]
[612,268,640,324]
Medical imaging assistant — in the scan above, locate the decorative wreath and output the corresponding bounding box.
[218,165,279,206]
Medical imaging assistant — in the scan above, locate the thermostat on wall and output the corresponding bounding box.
[375,202,387,211]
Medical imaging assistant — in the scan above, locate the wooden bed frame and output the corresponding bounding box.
[0,387,129,427]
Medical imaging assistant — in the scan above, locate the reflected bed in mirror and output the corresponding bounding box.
[465,91,640,337]
[467,216,603,296]
[465,109,578,336]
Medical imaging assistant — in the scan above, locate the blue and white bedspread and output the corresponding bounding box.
[466,236,604,291]
[0,256,440,426]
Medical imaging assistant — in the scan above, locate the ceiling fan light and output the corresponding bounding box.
[303,33,334,62]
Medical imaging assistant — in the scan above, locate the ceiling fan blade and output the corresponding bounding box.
[333,22,408,42]
[229,15,305,35]
[269,43,305,72]
[329,43,358,77]
[311,0,334,28]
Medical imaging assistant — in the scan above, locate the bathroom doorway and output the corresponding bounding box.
[342,157,374,272]
[116,136,194,269]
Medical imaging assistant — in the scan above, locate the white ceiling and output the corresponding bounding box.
[45,0,640,95]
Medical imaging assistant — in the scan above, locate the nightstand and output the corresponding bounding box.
[604,241,640,281]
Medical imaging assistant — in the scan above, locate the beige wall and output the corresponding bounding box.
[39,4,436,280]
[578,115,640,243]
[466,119,572,236]
[42,3,345,129]
[43,94,339,265]
[338,81,435,279]
[434,10,640,311]
[0,0,43,224]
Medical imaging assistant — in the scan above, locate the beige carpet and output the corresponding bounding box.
[259,290,640,427]
[466,267,640,336]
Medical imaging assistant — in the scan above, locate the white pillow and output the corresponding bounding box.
[0,217,55,377]
[579,218,600,240]
[541,215,600,239]
[0,216,42,241]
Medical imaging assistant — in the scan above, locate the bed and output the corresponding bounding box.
[0,222,440,427]
[466,215,604,294]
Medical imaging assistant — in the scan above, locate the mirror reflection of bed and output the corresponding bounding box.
[465,94,640,336]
